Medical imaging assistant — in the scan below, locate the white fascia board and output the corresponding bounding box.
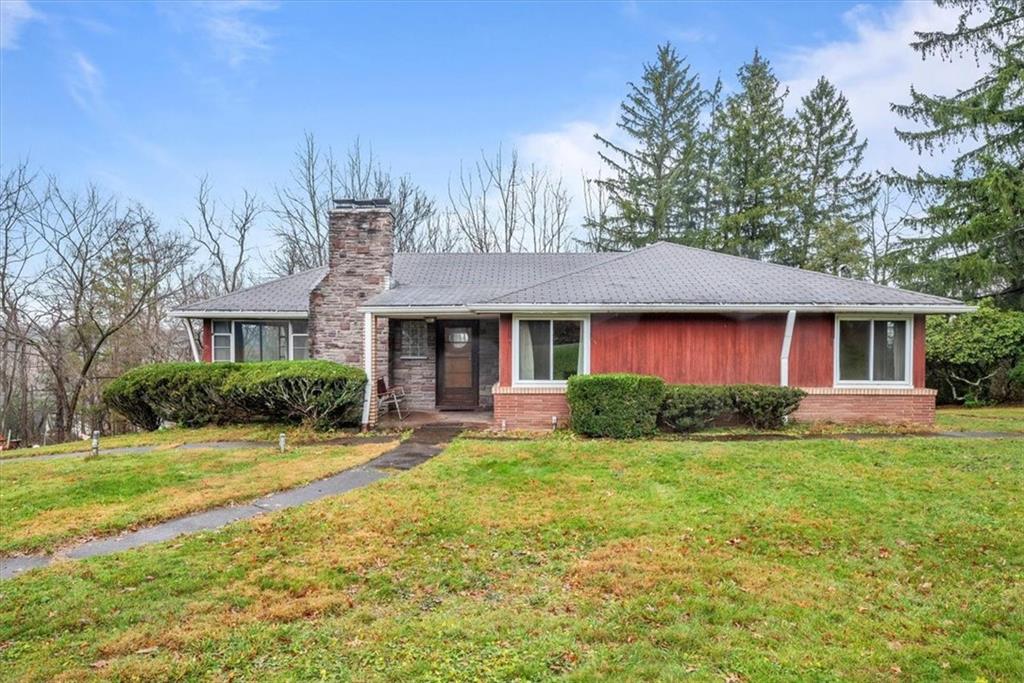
[465,303,976,315]
[356,306,476,317]
[168,310,308,320]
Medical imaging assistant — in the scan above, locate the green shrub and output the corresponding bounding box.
[567,373,665,438]
[102,373,161,431]
[927,303,1024,404]
[660,385,734,432]
[103,362,241,429]
[104,360,366,431]
[730,384,806,429]
[224,361,367,430]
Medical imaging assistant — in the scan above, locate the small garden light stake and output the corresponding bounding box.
[279,433,286,453]
[91,431,100,457]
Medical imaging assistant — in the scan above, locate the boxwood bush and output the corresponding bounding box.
[730,384,806,429]
[104,360,366,431]
[567,373,666,438]
[660,385,734,432]
[223,361,367,430]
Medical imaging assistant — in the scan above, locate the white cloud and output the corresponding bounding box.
[1,0,40,50]
[67,52,104,113]
[517,115,623,225]
[779,1,985,175]
[164,1,278,67]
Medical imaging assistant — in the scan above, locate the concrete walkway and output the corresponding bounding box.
[0,425,462,580]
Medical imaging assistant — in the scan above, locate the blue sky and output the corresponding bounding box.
[1,1,975,259]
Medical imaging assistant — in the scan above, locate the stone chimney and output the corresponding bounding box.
[308,199,393,372]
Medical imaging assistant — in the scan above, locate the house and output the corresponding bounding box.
[170,199,974,430]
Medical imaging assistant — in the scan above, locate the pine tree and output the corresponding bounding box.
[787,77,875,274]
[694,78,727,249]
[717,50,796,260]
[589,43,706,250]
[890,0,1024,308]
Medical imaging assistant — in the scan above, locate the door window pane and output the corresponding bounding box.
[873,320,907,381]
[552,320,582,380]
[518,320,551,381]
[262,323,288,361]
[838,320,870,381]
[236,323,260,362]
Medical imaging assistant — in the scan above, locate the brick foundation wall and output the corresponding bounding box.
[492,386,569,431]
[792,388,936,425]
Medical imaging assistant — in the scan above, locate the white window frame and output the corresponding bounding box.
[212,320,234,362]
[511,314,591,387]
[399,319,428,360]
[833,314,913,388]
[289,320,308,360]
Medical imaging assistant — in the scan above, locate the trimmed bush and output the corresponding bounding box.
[567,373,665,438]
[660,385,734,432]
[224,361,366,430]
[104,360,366,431]
[730,384,806,429]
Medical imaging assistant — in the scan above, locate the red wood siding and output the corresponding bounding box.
[498,314,513,386]
[913,314,926,388]
[201,319,212,362]
[590,313,835,387]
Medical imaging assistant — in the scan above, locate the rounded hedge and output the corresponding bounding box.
[567,373,666,438]
[104,360,366,431]
[660,385,733,432]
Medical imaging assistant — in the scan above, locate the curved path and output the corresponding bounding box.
[0,425,461,580]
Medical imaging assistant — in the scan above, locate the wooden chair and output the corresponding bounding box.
[377,378,407,420]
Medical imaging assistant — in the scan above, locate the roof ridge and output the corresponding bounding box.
[655,241,961,304]
[183,265,327,309]
[480,242,662,303]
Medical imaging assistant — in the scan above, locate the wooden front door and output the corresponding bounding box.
[436,320,479,409]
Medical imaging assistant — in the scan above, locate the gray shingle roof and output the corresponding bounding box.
[175,267,328,313]
[175,242,965,315]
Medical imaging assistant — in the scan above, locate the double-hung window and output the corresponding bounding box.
[513,316,589,384]
[835,316,912,386]
[212,321,232,362]
[290,321,308,360]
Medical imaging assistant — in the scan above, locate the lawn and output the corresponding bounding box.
[0,440,396,556]
[2,435,1021,681]
[935,405,1024,433]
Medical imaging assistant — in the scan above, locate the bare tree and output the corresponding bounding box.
[15,178,193,441]
[579,173,616,251]
[520,163,571,253]
[864,179,918,285]
[1,162,43,441]
[184,175,259,294]
[268,132,341,274]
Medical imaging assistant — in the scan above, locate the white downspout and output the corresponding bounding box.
[780,309,796,386]
[360,311,374,429]
[184,318,201,362]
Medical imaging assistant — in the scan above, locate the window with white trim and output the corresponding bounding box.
[836,316,911,385]
[290,320,308,360]
[513,317,588,384]
[212,321,232,362]
[399,320,428,359]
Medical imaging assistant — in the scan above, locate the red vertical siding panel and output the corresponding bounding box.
[913,314,926,387]
[498,314,512,387]
[789,313,834,387]
[201,319,212,362]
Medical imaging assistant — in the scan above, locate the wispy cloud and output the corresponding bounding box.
[164,1,279,67]
[779,0,984,175]
[1,0,41,50]
[67,51,105,114]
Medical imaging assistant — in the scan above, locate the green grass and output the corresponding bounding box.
[2,435,1021,681]
[0,423,391,460]
[0,440,396,555]
[935,405,1024,433]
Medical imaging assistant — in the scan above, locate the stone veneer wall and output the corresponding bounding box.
[388,317,500,412]
[308,200,393,425]
[792,388,936,425]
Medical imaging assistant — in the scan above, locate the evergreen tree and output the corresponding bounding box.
[694,78,727,249]
[787,77,875,274]
[589,43,706,250]
[891,0,1024,308]
[717,50,796,260]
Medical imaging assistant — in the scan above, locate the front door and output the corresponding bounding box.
[436,320,479,409]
